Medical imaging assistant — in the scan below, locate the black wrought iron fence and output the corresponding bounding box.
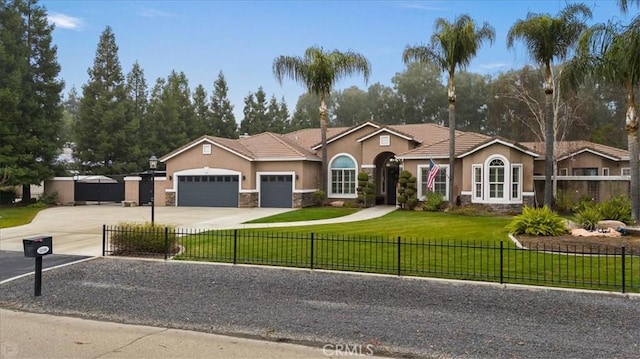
[103,225,640,293]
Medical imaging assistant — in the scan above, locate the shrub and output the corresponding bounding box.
[447,204,492,216]
[38,190,58,206]
[507,206,567,236]
[598,195,632,224]
[572,194,595,213]
[311,190,326,206]
[575,205,603,231]
[111,222,178,254]
[423,192,445,212]
[397,170,418,210]
[356,172,375,207]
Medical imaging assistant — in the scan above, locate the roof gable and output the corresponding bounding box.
[356,127,420,143]
[159,136,253,162]
[311,121,381,150]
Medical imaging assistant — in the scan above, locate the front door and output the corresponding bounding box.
[386,167,399,205]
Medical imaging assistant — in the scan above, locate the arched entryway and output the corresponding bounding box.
[373,152,400,205]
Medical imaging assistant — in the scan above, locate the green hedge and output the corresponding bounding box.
[111,222,178,253]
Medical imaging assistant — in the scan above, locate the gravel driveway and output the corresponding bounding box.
[0,258,638,358]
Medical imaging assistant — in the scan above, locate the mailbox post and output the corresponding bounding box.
[23,236,53,296]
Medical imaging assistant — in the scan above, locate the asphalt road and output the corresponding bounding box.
[0,258,638,359]
[0,250,90,282]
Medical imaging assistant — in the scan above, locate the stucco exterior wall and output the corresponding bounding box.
[360,133,414,166]
[163,143,252,189]
[124,176,140,204]
[44,178,74,205]
[557,152,628,176]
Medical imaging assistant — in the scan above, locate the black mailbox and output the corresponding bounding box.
[23,236,53,257]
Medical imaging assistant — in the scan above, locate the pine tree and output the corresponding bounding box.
[125,61,147,167]
[266,95,288,133]
[210,71,237,138]
[0,0,64,199]
[240,87,269,135]
[75,26,139,174]
[192,84,210,136]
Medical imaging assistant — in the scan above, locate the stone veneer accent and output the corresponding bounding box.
[458,194,534,214]
[165,191,176,206]
[239,192,258,208]
[294,192,316,208]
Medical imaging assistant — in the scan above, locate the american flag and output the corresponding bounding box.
[427,159,440,191]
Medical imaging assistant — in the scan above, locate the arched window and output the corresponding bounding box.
[330,155,356,197]
[488,158,505,199]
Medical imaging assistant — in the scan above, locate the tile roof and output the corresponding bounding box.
[397,132,492,158]
[238,132,319,160]
[161,124,629,164]
[520,141,629,160]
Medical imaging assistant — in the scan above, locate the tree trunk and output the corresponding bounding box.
[625,87,639,223]
[319,96,328,197]
[543,66,554,208]
[22,184,32,204]
[447,73,456,204]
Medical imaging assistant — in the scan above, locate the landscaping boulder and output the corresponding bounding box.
[564,219,580,230]
[330,201,345,208]
[598,220,626,229]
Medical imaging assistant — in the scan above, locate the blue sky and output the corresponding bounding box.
[41,1,630,120]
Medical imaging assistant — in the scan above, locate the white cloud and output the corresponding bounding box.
[139,8,173,18]
[398,1,446,11]
[47,12,83,30]
[479,63,507,70]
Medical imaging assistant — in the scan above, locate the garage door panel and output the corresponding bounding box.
[178,175,238,207]
[260,175,292,208]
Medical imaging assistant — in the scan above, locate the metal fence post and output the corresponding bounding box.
[233,229,238,264]
[499,241,504,284]
[310,232,314,270]
[164,227,169,261]
[397,236,402,276]
[102,224,106,256]
[621,246,626,294]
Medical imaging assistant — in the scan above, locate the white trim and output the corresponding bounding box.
[361,164,376,169]
[172,168,242,206]
[533,175,630,181]
[558,168,568,176]
[294,189,319,193]
[621,167,631,176]
[457,138,539,158]
[557,148,620,162]
[510,164,522,202]
[460,191,472,195]
[51,177,74,181]
[602,167,610,176]
[522,192,535,196]
[160,137,253,162]
[328,153,358,198]
[240,189,259,193]
[356,128,414,143]
[165,189,176,193]
[253,157,321,162]
[472,164,483,201]
[202,144,212,155]
[417,163,449,201]
[257,171,295,208]
[124,176,142,181]
[311,122,380,150]
[396,155,449,160]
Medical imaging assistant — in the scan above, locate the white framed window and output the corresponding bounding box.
[488,158,506,200]
[602,167,610,176]
[473,165,483,201]
[379,135,390,146]
[202,144,212,155]
[559,168,568,176]
[329,154,357,197]
[621,167,630,176]
[418,164,449,200]
[511,164,522,201]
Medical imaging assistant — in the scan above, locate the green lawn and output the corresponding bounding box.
[0,205,44,228]
[171,211,639,293]
[244,207,360,223]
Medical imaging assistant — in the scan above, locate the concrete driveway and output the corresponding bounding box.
[0,205,293,256]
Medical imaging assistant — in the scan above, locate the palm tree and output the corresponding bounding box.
[273,46,371,194]
[618,0,640,13]
[403,14,495,204]
[507,4,592,207]
[566,16,640,222]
